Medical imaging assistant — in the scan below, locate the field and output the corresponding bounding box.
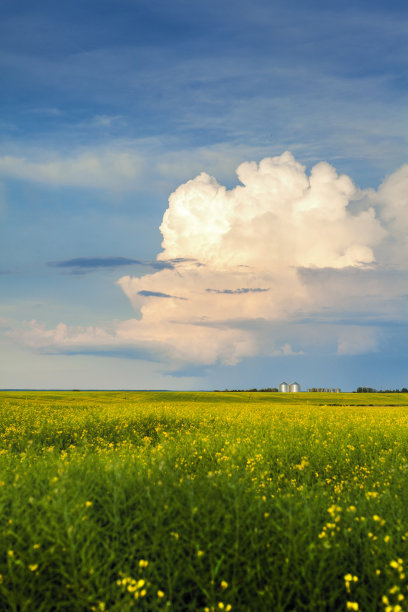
[1,391,408,611]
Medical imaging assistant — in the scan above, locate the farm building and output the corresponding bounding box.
[279,382,301,392]
[306,388,341,393]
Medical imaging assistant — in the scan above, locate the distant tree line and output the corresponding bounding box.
[213,388,279,393]
[355,387,408,393]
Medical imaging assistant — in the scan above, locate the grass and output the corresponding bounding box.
[0,391,408,610]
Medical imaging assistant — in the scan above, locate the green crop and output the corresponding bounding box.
[0,391,407,611]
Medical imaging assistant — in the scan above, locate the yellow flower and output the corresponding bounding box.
[346,603,359,611]
[28,564,38,572]
[221,580,228,589]
[157,590,165,598]
[85,501,93,508]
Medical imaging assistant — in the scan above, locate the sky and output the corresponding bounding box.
[0,0,407,390]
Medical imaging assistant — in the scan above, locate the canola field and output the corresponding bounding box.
[1,391,408,611]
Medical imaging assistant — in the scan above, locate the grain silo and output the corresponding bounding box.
[289,382,301,393]
[279,382,289,393]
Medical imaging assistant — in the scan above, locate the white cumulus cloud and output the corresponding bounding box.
[158,152,384,270]
[12,152,408,367]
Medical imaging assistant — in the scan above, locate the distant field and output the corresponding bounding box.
[1,391,408,611]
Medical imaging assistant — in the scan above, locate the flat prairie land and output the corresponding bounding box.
[1,391,408,611]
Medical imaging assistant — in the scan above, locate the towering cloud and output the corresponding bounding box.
[14,153,408,367]
[158,152,384,269]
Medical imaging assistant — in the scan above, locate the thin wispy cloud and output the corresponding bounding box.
[50,257,144,270]
[206,288,270,294]
[48,257,195,274]
[0,150,144,190]
[1,1,406,192]
[138,290,187,300]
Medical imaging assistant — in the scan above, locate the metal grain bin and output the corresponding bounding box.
[289,382,301,393]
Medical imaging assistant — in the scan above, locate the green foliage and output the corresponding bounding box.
[0,391,408,610]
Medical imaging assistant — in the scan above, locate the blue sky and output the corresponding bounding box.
[0,0,407,390]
